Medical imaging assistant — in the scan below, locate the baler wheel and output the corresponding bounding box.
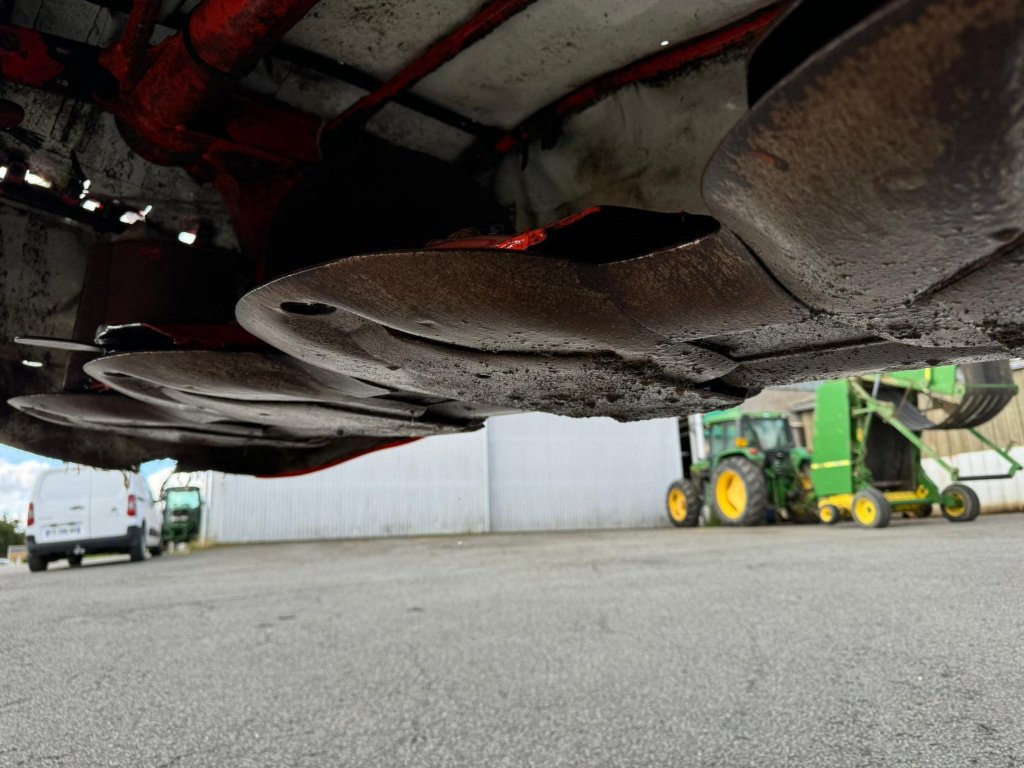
[852,488,892,529]
[818,503,841,525]
[940,484,981,523]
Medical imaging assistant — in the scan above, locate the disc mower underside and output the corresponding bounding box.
[0,0,1022,474]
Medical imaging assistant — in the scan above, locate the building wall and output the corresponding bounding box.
[206,429,490,542]
[487,413,682,532]
[922,448,1024,514]
[204,414,682,542]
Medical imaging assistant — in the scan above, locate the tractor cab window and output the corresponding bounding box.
[743,417,793,451]
[165,488,201,510]
[707,421,739,455]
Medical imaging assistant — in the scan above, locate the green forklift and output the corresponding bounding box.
[811,362,1021,528]
[666,408,817,527]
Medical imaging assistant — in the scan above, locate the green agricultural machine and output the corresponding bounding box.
[811,362,1021,528]
[666,361,1021,530]
[161,485,203,546]
[666,408,817,527]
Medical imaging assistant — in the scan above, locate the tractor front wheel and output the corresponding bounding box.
[851,488,892,529]
[941,484,980,522]
[711,457,767,526]
[666,480,701,528]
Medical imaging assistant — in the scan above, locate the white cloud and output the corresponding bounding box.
[0,460,51,524]
[147,466,176,499]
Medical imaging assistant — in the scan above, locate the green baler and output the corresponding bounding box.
[811,362,1021,528]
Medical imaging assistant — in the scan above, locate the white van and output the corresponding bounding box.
[26,467,163,572]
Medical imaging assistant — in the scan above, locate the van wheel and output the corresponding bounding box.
[68,555,83,567]
[28,554,48,572]
[129,530,148,562]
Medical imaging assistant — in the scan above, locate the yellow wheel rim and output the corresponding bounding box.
[668,487,687,522]
[820,506,835,524]
[945,493,967,518]
[854,497,878,526]
[716,470,747,520]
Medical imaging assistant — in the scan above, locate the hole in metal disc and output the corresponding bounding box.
[280,301,336,316]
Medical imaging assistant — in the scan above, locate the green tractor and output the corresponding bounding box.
[811,362,1021,528]
[666,409,816,527]
[161,485,203,547]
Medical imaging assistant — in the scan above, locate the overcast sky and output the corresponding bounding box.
[0,445,174,525]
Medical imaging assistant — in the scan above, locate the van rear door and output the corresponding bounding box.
[90,470,132,540]
[34,470,90,544]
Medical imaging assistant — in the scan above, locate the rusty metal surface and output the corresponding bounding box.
[87,352,395,404]
[234,227,785,419]
[871,238,1024,354]
[84,351,470,438]
[7,393,311,448]
[297,223,804,352]
[720,340,1005,390]
[5,0,1024,476]
[237,274,741,419]
[704,0,1024,319]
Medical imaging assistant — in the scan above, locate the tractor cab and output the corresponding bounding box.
[706,410,795,458]
[161,486,202,547]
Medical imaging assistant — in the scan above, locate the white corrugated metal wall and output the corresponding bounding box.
[487,413,682,531]
[206,429,489,542]
[923,448,1024,514]
[204,414,682,542]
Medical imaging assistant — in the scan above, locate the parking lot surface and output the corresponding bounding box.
[3,515,1024,767]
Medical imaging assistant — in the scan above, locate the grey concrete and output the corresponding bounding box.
[3,516,1024,767]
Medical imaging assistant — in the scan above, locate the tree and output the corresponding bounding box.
[0,515,25,556]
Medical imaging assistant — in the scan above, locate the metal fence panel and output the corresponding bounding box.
[486,413,682,532]
[923,448,1024,514]
[205,430,489,542]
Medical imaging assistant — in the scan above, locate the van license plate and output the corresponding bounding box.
[44,525,82,538]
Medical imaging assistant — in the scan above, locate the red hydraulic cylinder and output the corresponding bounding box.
[126,0,321,156]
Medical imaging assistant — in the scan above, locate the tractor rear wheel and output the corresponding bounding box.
[941,484,980,522]
[666,480,700,528]
[711,457,767,526]
[851,488,892,529]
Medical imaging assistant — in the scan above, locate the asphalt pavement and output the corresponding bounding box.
[3,515,1024,767]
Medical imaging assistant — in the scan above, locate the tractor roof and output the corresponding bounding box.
[703,408,788,425]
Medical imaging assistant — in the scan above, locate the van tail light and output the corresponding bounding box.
[27,502,34,527]
[127,494,137,517]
